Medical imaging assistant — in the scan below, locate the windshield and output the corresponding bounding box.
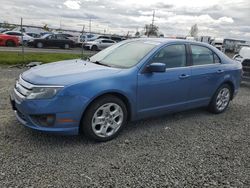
[89,40,157,68]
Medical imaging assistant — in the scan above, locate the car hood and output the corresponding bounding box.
[21,59,122,85]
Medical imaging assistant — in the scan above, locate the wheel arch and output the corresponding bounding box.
[79,91,132,132]
[5,39,16,46]
[219,80,235,100]
[91,45,98,50]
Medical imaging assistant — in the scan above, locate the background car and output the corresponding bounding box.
[57,33,78,43]
[77,33,99,44]
[211,38,223,51]
[234,43,250,54]
[0,34,19,47]
[84,39,116,50]
[26,32,41,38]
[3,31,33,45]
[27,34,75,49]
[233,46,250,81]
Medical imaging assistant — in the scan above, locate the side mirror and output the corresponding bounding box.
[147,63,166,73]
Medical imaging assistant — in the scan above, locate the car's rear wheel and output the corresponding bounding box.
[6,40,16,47]
[91,45,98,51]
[81,95,127,142]
[64,43,70,49]
[36,42,43,48]
[209,84,232,114]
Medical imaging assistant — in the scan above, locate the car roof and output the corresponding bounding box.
[129,38,212,47]
[128,38,227,59]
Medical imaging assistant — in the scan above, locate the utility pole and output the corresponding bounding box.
[81,25,85,60]
[89,19,91,33]
[59,20,62,30]
[20,17,24,62]
[148,10,155,37]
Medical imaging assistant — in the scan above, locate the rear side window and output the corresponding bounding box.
[191,45,220,65]
[149,44,186,68]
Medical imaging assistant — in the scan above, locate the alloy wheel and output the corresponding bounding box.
[91,103,124,138]
[216,88,230,111]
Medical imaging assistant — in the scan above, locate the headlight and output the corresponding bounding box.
[27,87,62,99]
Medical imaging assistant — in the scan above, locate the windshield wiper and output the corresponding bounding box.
[91,60,111,67]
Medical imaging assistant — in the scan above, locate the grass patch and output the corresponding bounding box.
[0,52,90,65]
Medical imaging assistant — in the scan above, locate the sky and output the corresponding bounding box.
[0,0,250,39]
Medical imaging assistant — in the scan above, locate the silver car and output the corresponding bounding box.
[85,39,116,51]
[233,46,250,81]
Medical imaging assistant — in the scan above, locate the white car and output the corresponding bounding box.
[84,39,116,51]
[77,33,99,44]
[233,47,250,81]
[211,38,224,51]
[3,31,34,45]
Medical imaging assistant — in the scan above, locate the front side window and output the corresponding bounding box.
[149,44,186,68]
[191,45,215,65]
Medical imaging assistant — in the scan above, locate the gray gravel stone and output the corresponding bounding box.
[0,67,250,187]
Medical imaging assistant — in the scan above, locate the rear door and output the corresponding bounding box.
[188,44,224,107]
[56,35,68,47]
[44,35,57,47]
[98,40,108,49]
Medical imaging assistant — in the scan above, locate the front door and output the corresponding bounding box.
[137,44,191,118]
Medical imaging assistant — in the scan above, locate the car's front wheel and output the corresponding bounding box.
[91,45,98,51]
[36,42,43,48]
[209,84,232,114]
[81,95,127,142]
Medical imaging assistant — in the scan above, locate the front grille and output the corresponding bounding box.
[242,60,250,80]
[14,77,32,99]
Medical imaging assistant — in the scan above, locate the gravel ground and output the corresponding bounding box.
[0,66,249,187]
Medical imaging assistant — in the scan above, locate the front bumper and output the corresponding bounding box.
[10,90,89,135]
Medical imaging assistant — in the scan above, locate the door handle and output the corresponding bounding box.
[179,74,190,79]
[217,69,224,74]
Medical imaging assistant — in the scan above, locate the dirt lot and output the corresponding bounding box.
[0,67,249,187]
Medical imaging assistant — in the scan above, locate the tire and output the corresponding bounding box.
[81,95,128,142]
[5,40,16,47]
[91,45,98,51]
[23,40,28,46]
[208,84,232,114]
[64,43,70,49]
[36,42,43,48]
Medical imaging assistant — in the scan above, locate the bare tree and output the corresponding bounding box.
[43,24,50,31]
[190,24,198,37]
[135,31,140,37]
[145,24,158,37]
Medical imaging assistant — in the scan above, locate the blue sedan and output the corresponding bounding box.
[10,39,242,141]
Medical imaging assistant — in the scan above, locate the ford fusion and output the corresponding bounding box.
[10,39,242,141]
